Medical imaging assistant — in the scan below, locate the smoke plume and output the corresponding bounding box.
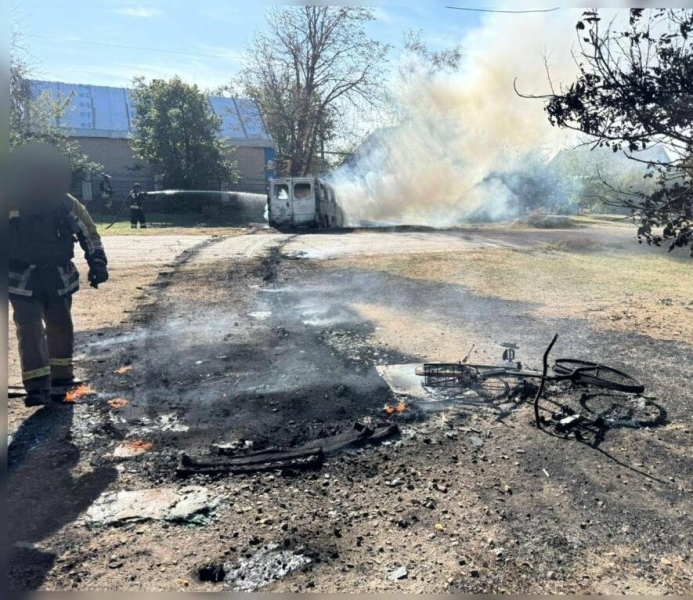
[329,9,584,226]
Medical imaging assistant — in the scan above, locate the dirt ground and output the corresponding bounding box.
[7,224,693,593]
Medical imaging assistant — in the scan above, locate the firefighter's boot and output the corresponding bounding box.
[24,389,52,407]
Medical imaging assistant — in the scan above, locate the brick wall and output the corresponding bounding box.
[76,137,155,199]
[74,137,271,199]
[228,146,269,193]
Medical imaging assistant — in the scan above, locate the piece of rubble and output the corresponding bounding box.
[84,486,216,526]
[388,566,408,581]
[223,544,312,591]
[470,436,484,448]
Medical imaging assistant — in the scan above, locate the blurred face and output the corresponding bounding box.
[4,143,71,213]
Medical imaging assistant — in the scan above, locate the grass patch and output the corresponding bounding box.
[92,212,253,236]
[540,237,601,253]
[333,248,693,342]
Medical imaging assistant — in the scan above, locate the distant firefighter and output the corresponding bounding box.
[128,183,147,229]
[99,173,114,210]
[5,142,109,406]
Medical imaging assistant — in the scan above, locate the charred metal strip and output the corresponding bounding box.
[211,446,325,465]
[534,334,559,429]
[178,423,400,477]
[176,448,324,477]
[367,424,401,444]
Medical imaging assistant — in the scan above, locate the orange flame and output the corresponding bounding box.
[107,398,130,409]
[64,384,96,403]
[384,402,407,414]
[128,440,153,452]
[113,440,154,458]
[115,366,133,375]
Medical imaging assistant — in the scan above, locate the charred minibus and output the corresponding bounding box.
[267,177,343,228]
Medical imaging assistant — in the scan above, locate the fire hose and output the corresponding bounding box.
[103,193,130,230]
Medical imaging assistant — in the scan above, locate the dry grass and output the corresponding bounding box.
[333,247,693,342]
[99,225,249,237]
[354,303,479,362]
[93,213,251,237]
[540,237,601,252]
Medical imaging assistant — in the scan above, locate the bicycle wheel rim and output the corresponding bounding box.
[553,359,644,394]
[475,377,510,401]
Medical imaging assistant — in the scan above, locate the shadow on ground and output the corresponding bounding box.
[7,405,118,591]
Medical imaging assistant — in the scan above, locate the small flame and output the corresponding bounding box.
[113,439,154,457]
[115,366,133,375]
[384,402,407,414]
[64,384,96,403]
[108,398,130,409]
[128,440,153,452]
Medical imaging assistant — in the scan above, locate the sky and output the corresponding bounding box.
[14,0,485,90]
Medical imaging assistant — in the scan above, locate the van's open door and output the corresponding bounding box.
[269,180,292,227]
[291,180,316,226]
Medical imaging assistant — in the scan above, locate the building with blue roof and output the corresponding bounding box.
[29,80,275,197]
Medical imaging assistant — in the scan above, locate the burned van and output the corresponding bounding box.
[267,177,343,228]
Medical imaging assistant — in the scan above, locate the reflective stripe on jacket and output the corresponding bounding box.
[9,262,80,298]
[129,191,146,209]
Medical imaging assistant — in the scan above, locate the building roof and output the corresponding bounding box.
[29,80,273,146]
[550,144,673,167]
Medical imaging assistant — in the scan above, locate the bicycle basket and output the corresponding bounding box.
[421,363,476,388]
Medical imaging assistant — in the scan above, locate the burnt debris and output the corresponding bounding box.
[176,421,400,477]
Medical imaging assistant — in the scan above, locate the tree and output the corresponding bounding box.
[238,6,390,176]
[130,77,238,189]
[10,16,101,183]
[549,146,659,213]
[400,29,462,80]
[518,9,693,254]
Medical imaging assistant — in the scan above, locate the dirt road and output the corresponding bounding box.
[7,226,693,593]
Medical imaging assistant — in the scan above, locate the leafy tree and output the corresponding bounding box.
[130,76,238,189]
[519,9,693,254]
[10,18,101,183]
[238,6,390,176]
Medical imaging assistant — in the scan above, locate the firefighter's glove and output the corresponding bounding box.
[88,256,109,289]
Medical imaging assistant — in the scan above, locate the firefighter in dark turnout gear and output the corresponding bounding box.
[99,173,114,209]
[5,143,109,406]
[128,183,147,228]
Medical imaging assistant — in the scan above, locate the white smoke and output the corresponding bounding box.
[330,9,585,226]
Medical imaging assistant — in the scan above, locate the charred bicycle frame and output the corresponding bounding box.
[417,334,645,427]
